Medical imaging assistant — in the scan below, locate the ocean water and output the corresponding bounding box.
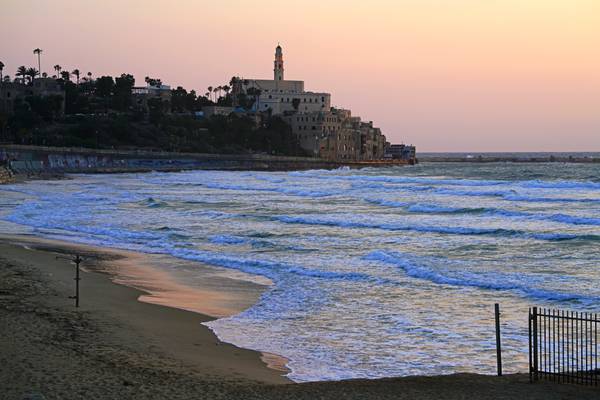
[1,162,599,382]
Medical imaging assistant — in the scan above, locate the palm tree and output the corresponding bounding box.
[87,71,92,81]
[207,86,213,101]
[54,64,61,77]
[72,69,80,85]
[0,61,4,82]
[33,48,43,73]
[60,70,70,81]
[213,87,219,102]
[25,67,39,84]
[16,66,27,83]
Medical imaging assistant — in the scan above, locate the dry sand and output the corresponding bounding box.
[1,234,598,399]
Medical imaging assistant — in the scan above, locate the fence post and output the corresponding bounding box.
[495,303,502,376]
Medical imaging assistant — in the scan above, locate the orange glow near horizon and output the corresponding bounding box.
[2,0,599,151]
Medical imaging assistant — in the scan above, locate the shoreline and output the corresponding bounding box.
[0,234,291,382]
[1,234,599,398]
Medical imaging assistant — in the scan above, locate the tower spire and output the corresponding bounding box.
[274,44,284,82]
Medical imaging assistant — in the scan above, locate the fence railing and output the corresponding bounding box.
[529,307,599,385]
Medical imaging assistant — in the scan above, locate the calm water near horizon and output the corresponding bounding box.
[1,162,600,381]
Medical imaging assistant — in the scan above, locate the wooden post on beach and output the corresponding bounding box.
[73,254,81,308]
[495,303,502,376]
[57,254,82,307]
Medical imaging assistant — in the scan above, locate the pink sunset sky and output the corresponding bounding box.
[2,0,599,152]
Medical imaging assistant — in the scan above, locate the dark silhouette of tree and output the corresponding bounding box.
[0,61,4,82]
[113,73,135,111]
[145,76,162,87]
[54,64,61,78]
[72,69,80,85]
[26,67,39,84]
[95,76,115,112]
[60,70,71,81]
[17,66,27,83]
[33,48,42,73]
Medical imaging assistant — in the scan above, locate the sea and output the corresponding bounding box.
[1,161,599,382]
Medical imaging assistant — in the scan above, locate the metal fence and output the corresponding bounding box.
[529,307,599,385]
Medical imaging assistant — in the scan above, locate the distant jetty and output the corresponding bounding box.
[419,153,599,164]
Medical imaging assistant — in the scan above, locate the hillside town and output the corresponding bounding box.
[0,46,416,162]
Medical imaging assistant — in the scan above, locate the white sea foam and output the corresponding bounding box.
[1,163,599,381]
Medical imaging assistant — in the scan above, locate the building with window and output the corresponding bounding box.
[235,45,409,161]
[235,45,331,115]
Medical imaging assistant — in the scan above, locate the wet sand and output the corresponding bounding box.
[1,234,598,399]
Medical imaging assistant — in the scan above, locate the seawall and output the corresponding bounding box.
[0,145,412,177]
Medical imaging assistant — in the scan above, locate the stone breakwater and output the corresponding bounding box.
[0,145,412,177]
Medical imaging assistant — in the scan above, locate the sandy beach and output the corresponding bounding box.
[1,234,598,399]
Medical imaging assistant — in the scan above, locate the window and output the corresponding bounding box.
[321,96,325,102]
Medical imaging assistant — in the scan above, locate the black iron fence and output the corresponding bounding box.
[529,307,599,385]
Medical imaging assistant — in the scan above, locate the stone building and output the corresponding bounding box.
[0,78,65,116]
[236,45,331,115]
[235,45,399,161]
[283,108,386,161]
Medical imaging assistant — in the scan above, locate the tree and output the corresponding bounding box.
[246,87,262,110]
[72,69,80,85]
[207,86,213,102]
[17,66,27,83]
[26,67,39,84]
[54,64,61,77]
[33,48,43,74]
[113,73,135,111]
[0,61,4,82]
[95,76,115,112]
[60,70,71,81]
[147,97,166,125]
[145,76,161,87]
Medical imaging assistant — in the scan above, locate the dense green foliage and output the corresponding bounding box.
[0,73,306,156]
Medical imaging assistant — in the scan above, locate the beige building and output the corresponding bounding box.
[235,45,391,161]
[238,45,331,115]
[283,108,386,161]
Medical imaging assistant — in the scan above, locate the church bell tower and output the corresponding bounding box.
[274,44,284,82]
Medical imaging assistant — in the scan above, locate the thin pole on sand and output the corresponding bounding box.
[495,303,503,376]
[56,254,82,307]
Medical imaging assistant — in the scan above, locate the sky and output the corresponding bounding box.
[2,0,599,152]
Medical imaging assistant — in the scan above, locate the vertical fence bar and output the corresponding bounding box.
[584,312,588,385]
[594,314,600,386]
[495,303,502,376]
[586,313,590,385]
[528,308,532,382]
[553,309,556,381]
[542,308,546,379]
[558,309,562,383]
[589,313,592,385]
[533,307,538,381]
